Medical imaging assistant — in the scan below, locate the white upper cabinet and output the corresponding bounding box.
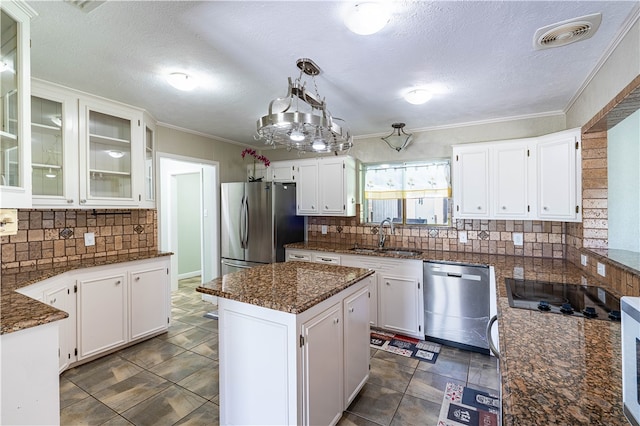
[140,112,156,208]
[79,97,143,207]
[270,160,297,182]
[453,128,581,222]
[31,80,79,206]
[492,139,535,219]
[29,80,154,208]
[452,146,489,218]
[296,155,356,216]
[537,129,581,221]
[0,2,35,208]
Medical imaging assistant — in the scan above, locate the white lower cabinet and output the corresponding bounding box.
[129,264,170,340]
[218,275,371,425]
[17,256,170,371]
[339,253,424,338]
[17,276,76,372]
[77,273,127,359]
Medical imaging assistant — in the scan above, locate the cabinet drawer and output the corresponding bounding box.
[312,253,341,265]
[287,251,311,262]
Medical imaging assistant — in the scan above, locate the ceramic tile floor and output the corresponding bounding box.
[60,277,500,425]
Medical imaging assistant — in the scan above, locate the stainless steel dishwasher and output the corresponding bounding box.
[424,261,490,353]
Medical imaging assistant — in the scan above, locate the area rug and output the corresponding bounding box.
[370,328,441,364]
[437,382,500,426]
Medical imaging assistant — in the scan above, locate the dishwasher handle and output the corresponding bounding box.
[486,315,500,358]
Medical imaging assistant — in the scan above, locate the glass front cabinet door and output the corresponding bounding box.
[78,98,143,207]
[31,81,78,206]
[0,1,35,208]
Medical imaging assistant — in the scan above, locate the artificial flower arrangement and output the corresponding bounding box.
[242,148,270,181]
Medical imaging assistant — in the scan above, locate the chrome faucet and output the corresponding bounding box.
[378,218,394,248]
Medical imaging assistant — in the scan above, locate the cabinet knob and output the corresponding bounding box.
[80,199,87,204]
[477,206,482,210]
[501,206,506,210]
[311,205,315,210]
[135,277,140,281]
[349,307,354,313]
[334,318,340,324]
[50,298,56,304]
[543,206,548,211]
[115,280,121,285]
[325,205,328,209]
[67,199,74,204]
[386,281,390,286]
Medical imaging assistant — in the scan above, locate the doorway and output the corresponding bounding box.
[158,154,219,292]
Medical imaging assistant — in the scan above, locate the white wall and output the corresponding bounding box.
[176,173,202,277]
[608,109,640,251]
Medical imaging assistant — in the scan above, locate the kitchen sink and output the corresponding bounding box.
[379,249,421,256]
[349,247,421,256]
[349,247,378,254]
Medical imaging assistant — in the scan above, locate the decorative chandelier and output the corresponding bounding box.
[381,122,413,152]
[255,58,352,153]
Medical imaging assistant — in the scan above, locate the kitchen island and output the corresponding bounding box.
[286,241,628,425]
[197,261,374,426]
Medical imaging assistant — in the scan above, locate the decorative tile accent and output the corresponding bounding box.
[429,229,439,238]
[134,225,144,234]
[60,228,74,239]
[371,226,379,235]
[336,226,343,233]
[479,230,489,240]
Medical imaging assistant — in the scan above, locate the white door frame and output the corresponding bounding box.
[158,153,220,291]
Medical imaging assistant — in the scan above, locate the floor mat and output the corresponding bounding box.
[437,382,500,426]
[370,328,441,364]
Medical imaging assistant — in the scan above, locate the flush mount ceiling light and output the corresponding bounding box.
[344,2,391,35]
[107,150,125,159]
[533,13,602,50]
[166,72,197,91]
[404,89,432,105]
[255,58,352,153]
[382,123,412,152]
[45,168,57,179]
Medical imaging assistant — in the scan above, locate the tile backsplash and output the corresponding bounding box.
[307,215,566,259]
[1,209,157,269]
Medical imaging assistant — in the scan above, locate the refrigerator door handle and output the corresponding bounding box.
[239,195,247,249]
[243,196,250,247]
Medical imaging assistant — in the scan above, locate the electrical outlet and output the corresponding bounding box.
[581,254,588,266]
[0,208,18,236]
[321,225,327,235]
[513,233,523,246]
[513,266,524,279]
[597,262,606,277]
[458,231,468,243]
[84,232,95,246]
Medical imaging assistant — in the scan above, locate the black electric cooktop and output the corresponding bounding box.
[505,278,621,321]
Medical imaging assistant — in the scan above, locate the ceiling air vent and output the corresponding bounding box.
[533,13,602,50]
[65,0,106,13]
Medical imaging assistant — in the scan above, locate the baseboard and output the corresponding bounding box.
[178,271,201,280]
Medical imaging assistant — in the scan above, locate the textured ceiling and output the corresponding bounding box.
[27,1,639,147]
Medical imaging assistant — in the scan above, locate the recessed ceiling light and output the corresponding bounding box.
[344,2,390,35]
[404,89,432,105]
[166,72,198,91]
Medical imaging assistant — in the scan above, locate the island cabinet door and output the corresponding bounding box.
[343,283,371,407]
[301,301,344,426]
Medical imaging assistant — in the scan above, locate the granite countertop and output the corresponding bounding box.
[286,241,627,425]
[0,251,172,335]
[196,261,374,314]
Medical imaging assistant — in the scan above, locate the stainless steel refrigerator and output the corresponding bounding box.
[221,181,304,275]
